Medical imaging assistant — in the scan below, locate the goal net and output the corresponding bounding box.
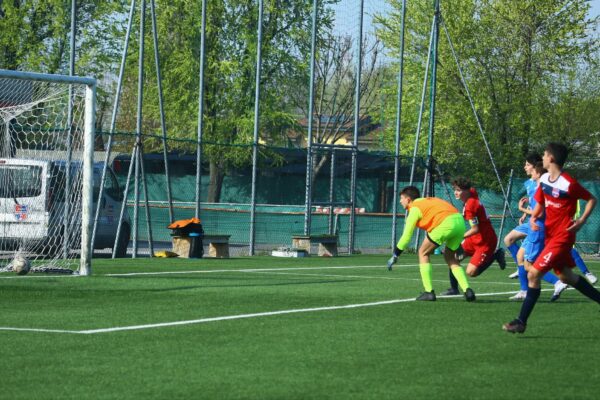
[0,70,95,276]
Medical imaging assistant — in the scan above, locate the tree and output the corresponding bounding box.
[290,34,385,181]
[115,0,337,202]
[376,0,599,187]
[0,1,129,125]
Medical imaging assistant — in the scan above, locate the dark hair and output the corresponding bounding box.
[400,186,420,200]
[525,152,542,165]
[545,142,568,167]
[533,161,547,176]
[451,176,471,190]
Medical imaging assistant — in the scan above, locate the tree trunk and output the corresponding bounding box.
[207,160,224,203]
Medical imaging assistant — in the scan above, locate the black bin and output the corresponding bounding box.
[168,218,204,258]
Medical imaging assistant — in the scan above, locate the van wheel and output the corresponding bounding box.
[114,224,130,258]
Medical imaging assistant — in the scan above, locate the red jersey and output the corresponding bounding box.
[534,171,592,245]
[463,188,497,247]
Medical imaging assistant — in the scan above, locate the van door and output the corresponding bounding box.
[0,159,49,249]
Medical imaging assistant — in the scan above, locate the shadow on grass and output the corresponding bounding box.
[109,277,355,292]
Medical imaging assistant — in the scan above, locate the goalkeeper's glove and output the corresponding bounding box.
[387,247,403,270]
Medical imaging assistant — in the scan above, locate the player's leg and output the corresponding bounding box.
[504,225,527,277]
[445,238,474,295]
[464,247,495,277]
[510,247,528,300]
[503,266,544,333]
[570,248,597,284]
[504,241,561,333]
[556,259,600,304]
[415,236,438,301]
[430,214,474,301]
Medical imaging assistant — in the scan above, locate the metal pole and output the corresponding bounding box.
[94,0,136,252]
[304,0,319,236]
[348,0,365,254]
[139,144,155,256]
[79,84,96,276]
[112,146,136,258]
[133,0,146,258]
[150,0,174,223]
[195,0,207,219]
[408,17,436,187]
[409,13,436,251]
[328,149,336,234]
[391,0,407,248]
[497,169,514,248]
[441,20,514,218]
[249,0,264,255]
[425,0,440,198]
[63,0,77,259]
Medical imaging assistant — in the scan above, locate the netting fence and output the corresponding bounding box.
[97,131,600,257]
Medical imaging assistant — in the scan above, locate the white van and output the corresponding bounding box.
[0,158,130,257]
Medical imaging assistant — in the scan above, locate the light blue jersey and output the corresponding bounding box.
[514,179,542,235]
[521,178,544,262]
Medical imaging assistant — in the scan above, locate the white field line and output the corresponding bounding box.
[241,269,521,286]
[0,289,555,335]
[0,264,418,279]
[103,264,433,277]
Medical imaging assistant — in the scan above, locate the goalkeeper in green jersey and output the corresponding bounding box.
[387,186,475,302]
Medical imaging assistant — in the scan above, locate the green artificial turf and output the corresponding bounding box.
[1,255,599,399]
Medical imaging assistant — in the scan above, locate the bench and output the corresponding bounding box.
[204,234,231,258]
[171,234,231,258]
[291,234,338,257]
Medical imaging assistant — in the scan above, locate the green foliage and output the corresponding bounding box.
[376,0,599,188]
[0,0,130,130]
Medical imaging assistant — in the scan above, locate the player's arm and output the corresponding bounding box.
[568,195,597,233]
[462,200,479,238]
[530,186,546,231]
[388,207,422,270]
[518,197,532,215]
[463,218,479,238]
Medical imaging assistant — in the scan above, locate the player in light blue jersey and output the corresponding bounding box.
[503,153,540,279]
[503,156,568,301]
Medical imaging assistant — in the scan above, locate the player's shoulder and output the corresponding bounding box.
[558,171,578,184]
[539,171,577,186]
[465,196,480,209]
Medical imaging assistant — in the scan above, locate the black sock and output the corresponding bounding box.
[573,275,600,304]
[518,287,541,324]
[473,256,496,276]
[449,268,458,291]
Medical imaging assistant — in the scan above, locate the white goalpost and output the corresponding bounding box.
[0,69,96,276]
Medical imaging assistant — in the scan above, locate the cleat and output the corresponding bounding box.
[509,290,527,301]
[440,287,460,296]
[495,248,507,270]
[416,291,436,301]
[550,281,568,302]
[508,271,519,279]
[585,272,598,285]
[464,288,476,302]
[503,318,526,334]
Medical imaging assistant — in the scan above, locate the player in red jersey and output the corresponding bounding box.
[503,143,599,334]
[442,177,506,295]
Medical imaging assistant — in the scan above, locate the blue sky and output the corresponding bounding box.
[332,0,600,35]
